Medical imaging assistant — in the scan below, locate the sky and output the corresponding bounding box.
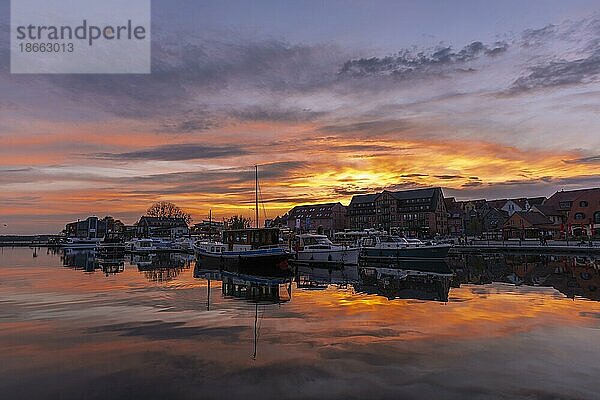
[1,0,600,234]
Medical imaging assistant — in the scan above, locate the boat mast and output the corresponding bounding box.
[255,165,259,229]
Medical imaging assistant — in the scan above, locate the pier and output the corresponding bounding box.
[451,240,600,256]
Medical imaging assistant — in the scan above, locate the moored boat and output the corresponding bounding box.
[293,234,359,266]
[359,235,451,265]
[62,237,101,249]
[194,165,291,271]
[194,228,290,271]
[125,238,157,253]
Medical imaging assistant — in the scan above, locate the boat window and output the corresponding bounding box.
[211,246,215,252]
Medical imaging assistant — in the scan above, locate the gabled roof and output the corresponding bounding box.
[483,207,509,219]
[533,204,563,217]
[349,193,379,205]
[527,196,546,206]
[544,188,600,207]
[288,202,344,219]
[513,211,553,226]
[388,187,438,201]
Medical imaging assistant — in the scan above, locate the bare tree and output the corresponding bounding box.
[146,202,192,224]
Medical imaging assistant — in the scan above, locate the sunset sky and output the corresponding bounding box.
[1,0,600,234]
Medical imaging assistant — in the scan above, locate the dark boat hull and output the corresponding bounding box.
[196,251,291,272]
[359,245,451,266]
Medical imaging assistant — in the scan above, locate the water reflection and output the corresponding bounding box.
[59,249,194,282]
[132,252,194,283]
[449,253,600,301]
[356,261,453,302]
[51,249,600,303]
[2,248,600,399]
[194,263,293,359]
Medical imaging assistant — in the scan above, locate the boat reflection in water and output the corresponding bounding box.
[356,260,453,302]
[449,253,600,302]
[295,263,359,290]
[194,262,293,359]
[130,252,194,283]
[61,249,98,272]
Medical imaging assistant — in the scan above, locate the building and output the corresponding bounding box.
[481,207,510,239]
[486,197,546,216]
[135,216,189,238]
[543,188,600,238]
[444,198,465,236]
[347,194,378,230]
[64,216,123,239]
[348,187,447,237]
[502,211,559,240]
[286,202,347,235]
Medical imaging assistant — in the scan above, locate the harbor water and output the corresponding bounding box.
[0,247,599,399]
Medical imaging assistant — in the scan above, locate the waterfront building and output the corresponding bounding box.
[486,197,546,216]
[444,197,465,236]
[543,188,600,238]
[285,202,347,236]
[135,216,189,238]
[348,187,447,237]
[502,211,559,240]
[347,194,378,231]
[64,216,124,239]
[481,207,510,239]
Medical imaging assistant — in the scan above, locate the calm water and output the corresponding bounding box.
[1,247,599,400]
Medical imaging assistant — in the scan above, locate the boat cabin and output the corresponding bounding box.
[294,234,335,250]
[222,228,280,251]
[360,235,410,249]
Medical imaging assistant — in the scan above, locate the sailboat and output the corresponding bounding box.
[194,165,291,271]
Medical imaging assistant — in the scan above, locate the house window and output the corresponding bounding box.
[580,201,589,207]
[559,201,573,209]
[574,212,585,220]
[595,212,600,224]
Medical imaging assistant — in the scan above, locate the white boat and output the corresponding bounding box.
[293,234,360,265]
[125,238,157,252]
[359,235,451,262]
[173,237,195,251]
[62,237,101,249]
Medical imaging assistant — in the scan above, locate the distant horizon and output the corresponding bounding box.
[2,0,600,235]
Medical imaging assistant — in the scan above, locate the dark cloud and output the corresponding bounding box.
[93,144,252,161]
[434,175,464,180]
[338,41,509,78]
[462,181,484,188]
[563,155,600,164]
[7,39,343,120]
[508,52,600,94]
[119,161,309,192]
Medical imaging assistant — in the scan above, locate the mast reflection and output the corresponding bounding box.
[194,262,293,359]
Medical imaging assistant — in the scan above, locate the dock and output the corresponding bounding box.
[451,240,600,256]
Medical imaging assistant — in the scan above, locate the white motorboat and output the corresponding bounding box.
[62,237,101,249]
[359,235,451,262]
[293,234,360,265]
[125,238,157,252]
